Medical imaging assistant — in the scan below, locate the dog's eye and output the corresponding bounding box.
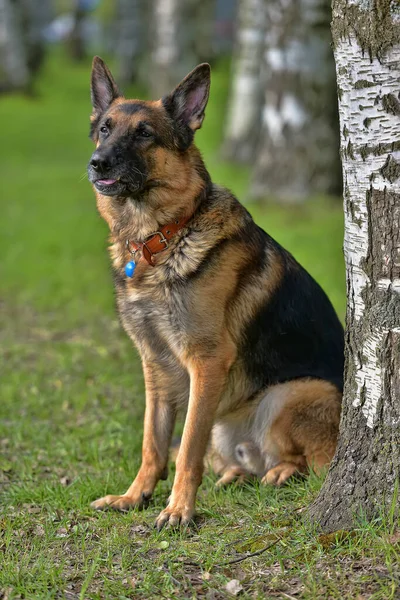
[100,119,111,135]
[137,128,152,138]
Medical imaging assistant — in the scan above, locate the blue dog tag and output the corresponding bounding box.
[125,261,136,278]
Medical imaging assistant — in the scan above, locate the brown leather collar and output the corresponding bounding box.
[126,216,189,266]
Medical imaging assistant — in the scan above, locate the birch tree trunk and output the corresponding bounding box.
[68,0,86,62]
[150,0,196,99]
[222,0,267,162]
[191,0,215,65]
[309,0,400,532]
[250,0,340,201]
[0,0,29,92]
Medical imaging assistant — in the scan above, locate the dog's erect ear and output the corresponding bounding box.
[91,56,121,114]
[163,63,211,132]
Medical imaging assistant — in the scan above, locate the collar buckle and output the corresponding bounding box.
[144,231,168,250]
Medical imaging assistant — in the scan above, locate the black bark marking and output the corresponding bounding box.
[365,189,400,282]
[359,140,400,161]
[354,79,375,89]
[380,155,400,183]
[382,93,400,116]
[331,0,400,60]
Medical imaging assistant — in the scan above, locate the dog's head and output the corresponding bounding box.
[88,57,211,200]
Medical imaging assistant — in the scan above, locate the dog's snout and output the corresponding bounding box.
[90,156,99,171]
[90,151,109,172]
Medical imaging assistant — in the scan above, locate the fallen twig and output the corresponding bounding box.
[216,536,281,566]
[162,561,182,586]
[172,558,201,567]
[172,536,281,570]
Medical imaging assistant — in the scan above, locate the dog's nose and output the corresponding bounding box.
[90,152,109,172]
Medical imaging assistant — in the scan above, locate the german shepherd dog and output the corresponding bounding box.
[88,57,344,529]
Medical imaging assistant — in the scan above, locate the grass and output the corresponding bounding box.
[0,51,398,599]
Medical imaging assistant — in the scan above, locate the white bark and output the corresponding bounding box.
[223,0,267,162]
[151,0,184,97]
[151,0,198,97]
[153,0,179,70]
[336,22,400,428]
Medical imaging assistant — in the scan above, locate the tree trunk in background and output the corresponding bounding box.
[20,0,52,75]
[150,0,195,98]
[309,0,400,532]
[68,0,86,61]
[250,0,340,202]
[191,0,215,65]
[150,0,216,98]
[115,0,148,86]
[0,0,29,92]
[222,0,266,162]
[214,0,237,56]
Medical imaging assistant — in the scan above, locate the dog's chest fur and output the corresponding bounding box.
[120,280,189,360]
[112,226,221,365]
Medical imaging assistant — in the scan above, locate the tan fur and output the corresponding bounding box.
[264,378,341,482]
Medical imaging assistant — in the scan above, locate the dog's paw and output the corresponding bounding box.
[214,465,247,487]
[215,474,247,487]
[155,504,194,530]
[91,492,150,512]
[262,462,299,486]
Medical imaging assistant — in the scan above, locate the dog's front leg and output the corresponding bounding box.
[155,357,229,529]
[92,361,177,511]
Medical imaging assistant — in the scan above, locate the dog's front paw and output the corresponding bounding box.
[91,492,151,512]
[155,503,194,530]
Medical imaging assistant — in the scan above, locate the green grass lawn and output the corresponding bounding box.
[1,52,398,599]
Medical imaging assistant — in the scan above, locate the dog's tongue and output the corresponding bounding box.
[97,179,117,185]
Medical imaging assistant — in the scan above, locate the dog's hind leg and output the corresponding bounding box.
[262,461,306,485]
[260,378,341,486]
[215,465,248,487]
